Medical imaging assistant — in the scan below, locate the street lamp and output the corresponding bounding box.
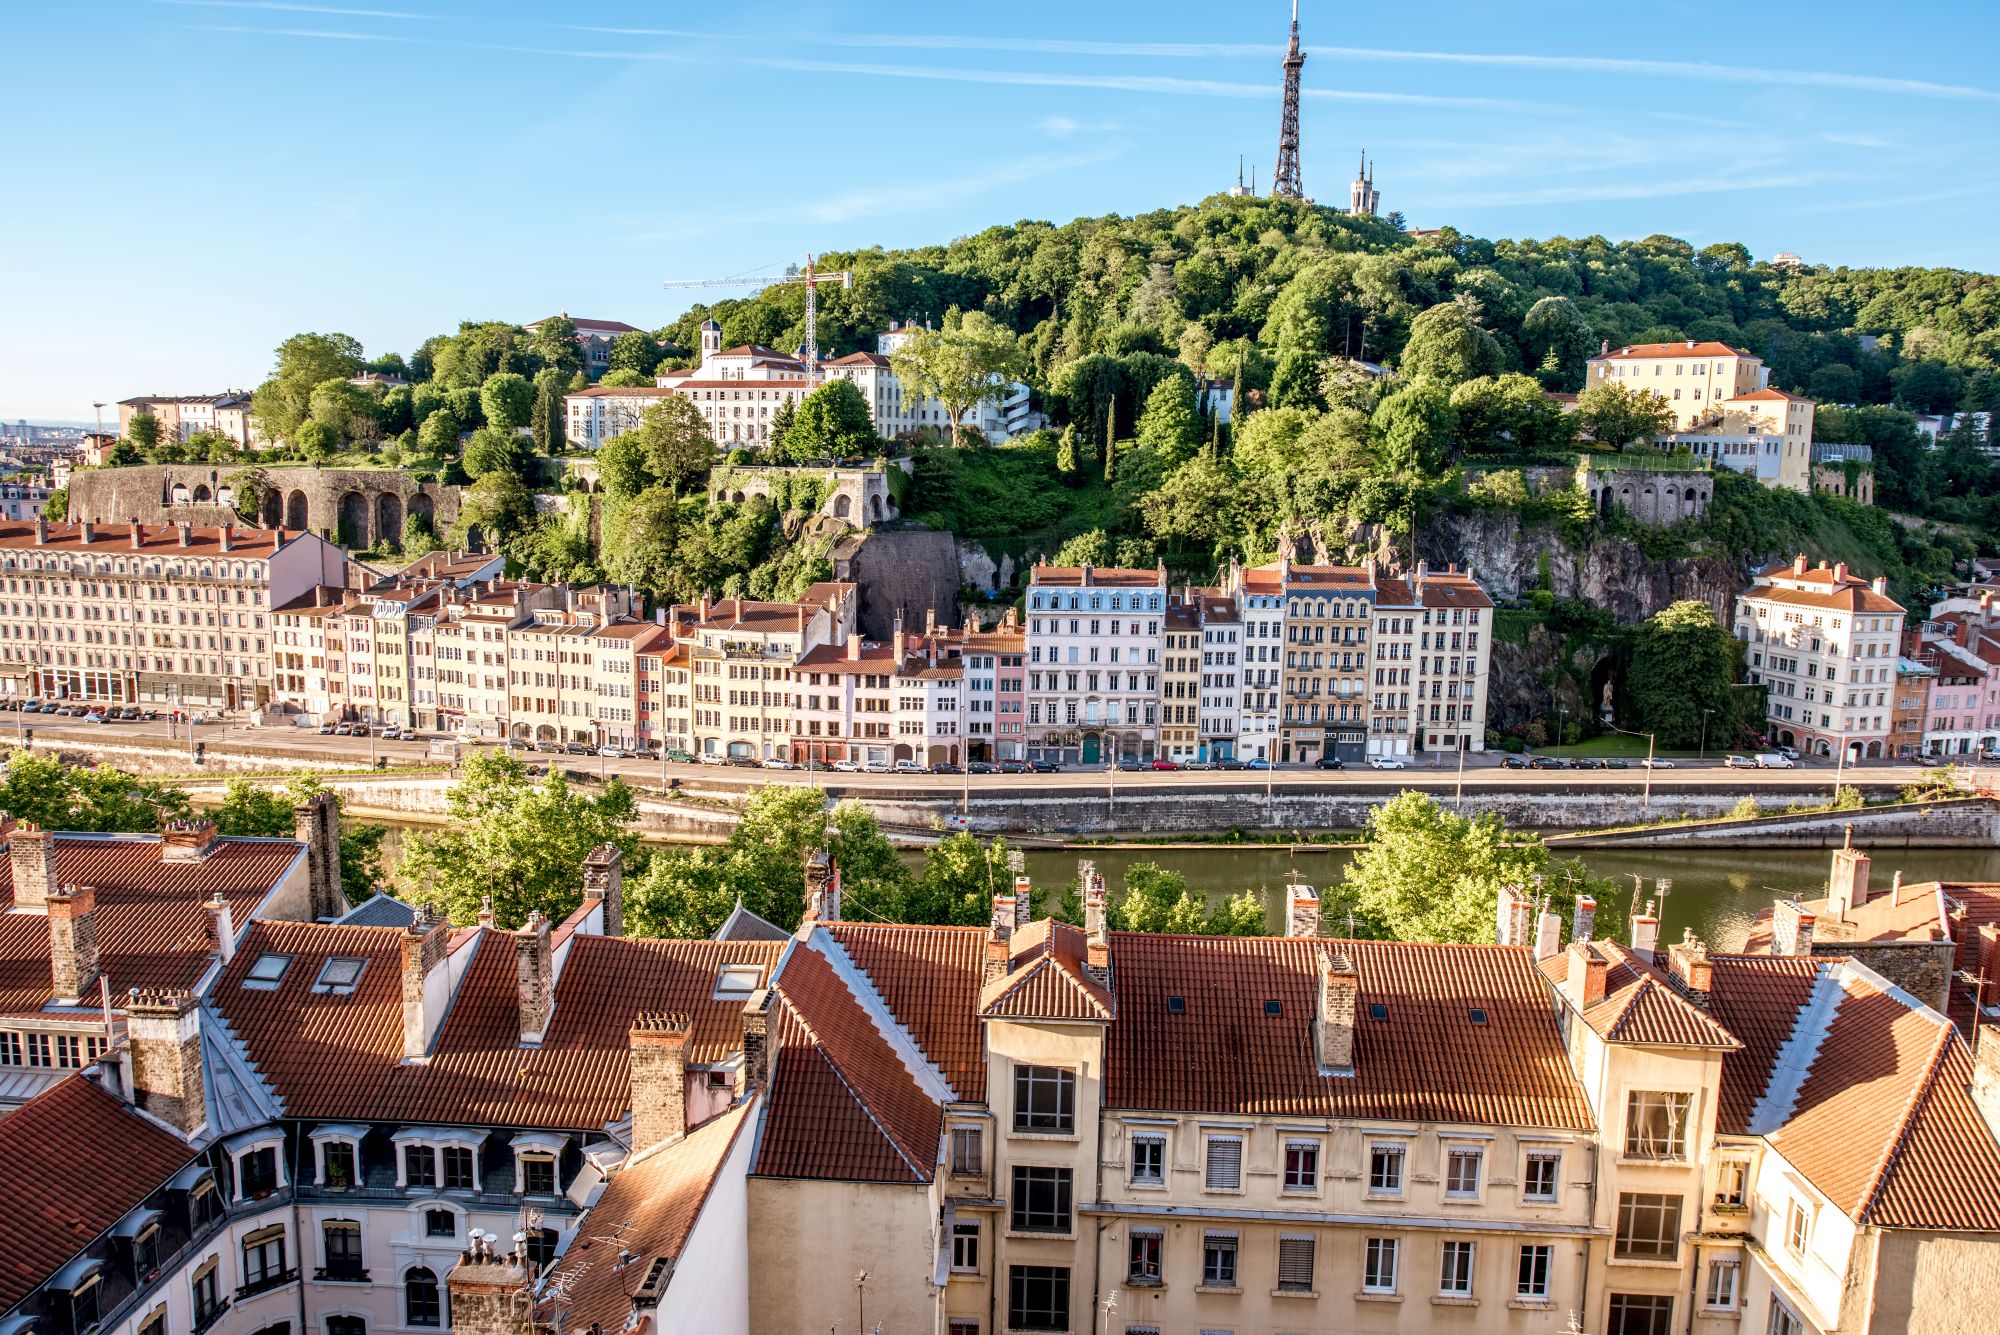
[1699,707,1714,760]
[1602,721,1658,808]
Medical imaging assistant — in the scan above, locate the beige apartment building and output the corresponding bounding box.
[1276,562,1375,764]
[1377,562,1494,757]
[1584,341,1816,492]
[1734,555,1906,759]
[1159,600,1202,759]
[0,519,348,709]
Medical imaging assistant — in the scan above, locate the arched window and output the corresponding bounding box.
[404,1268,441,1327]
[523,1227,558,1273]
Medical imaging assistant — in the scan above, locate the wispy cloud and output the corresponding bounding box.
[1433,173,1834,209]
[1037,115,1120,139]
[147,0,436,19]
[1781,181,2000,216]
[1318,45,2000,104]
[1819,131,1894,149]
[182,23,418,42]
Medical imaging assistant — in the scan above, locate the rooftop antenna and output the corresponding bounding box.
[1272,0,1306,199]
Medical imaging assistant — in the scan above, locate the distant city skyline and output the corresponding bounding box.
[3,0,1997,419]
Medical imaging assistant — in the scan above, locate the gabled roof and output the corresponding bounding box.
[337,893,419,929]
[980,920,1114,1022]
[1540,942,1743,1050]
[1717,957,2000,1231]
[543,1100,752,1335]
[1591,341,1753,361]
[713,900,790,943]
[1111,935,1594,1128]
[212,922,780,1128]
[753,941,941,1184]
[827,923,987,1100]
[0,1076,198,1310]
[0,830,302,1013]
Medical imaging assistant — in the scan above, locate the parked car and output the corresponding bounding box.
[725,754,760,768]
[863,760,891,773]
[1724,754,1756,769]
[997,759,1029,774]
[1245,758,1272,770]
[1640,757,1676,769]
[1755,752,1797,769]
[1367,756,1408,770]
[563,741,590,756]
[761,757,797,770]
[1028,759,1061,774]
[829,759,859,773]
[967,761,995,774]
[80,711,105,724]
[1603,758,1631,770]
[1150,758,1182,771]
[598,745,627,759]
[1573,757,1605,771]
[930,763,962,775]
[1529,755,1565,769]
[892,759,926,774]
[1315,756,1346,770]
[698,752,728,765]
[1212,757,1246,771]
[663,749,696,764]
[1500,754,1527,769]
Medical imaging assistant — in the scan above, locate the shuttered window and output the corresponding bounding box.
[1204,1136,1242,1191]
[1277,1236,1315,1292]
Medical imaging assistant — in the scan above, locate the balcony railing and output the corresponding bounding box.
[191,1300,231,1335]
[235,1268,299,1301]
[313,1267,371,1284]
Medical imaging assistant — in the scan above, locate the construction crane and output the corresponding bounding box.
[662,253,854,384]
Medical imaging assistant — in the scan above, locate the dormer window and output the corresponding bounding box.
[50,1260,101,1335]
[404,1145,437,1188]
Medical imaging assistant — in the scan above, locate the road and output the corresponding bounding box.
[7,712,1940,796]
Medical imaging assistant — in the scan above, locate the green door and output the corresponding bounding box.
[1082,733,1102,764]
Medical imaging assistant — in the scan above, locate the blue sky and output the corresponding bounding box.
[4,0,1997,422]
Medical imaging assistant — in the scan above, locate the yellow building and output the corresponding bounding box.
[1586,342,1817,492]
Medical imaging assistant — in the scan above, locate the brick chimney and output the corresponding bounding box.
[126,989,207,1137]
[130,522,144,550]
[803,847,838,922]
[1771,899,1817,957]
[628,1012,691,1155]
[1285,883,1321,938]
[446,1236,534,1335]
[1629,903,1661,962]
[176,522,192,547]
[1013,874,1032,928]
[1496,883,1532,948]
[582,843,624,937]
[205,893,235,964]
[400,916,450,1061]
[1315,950,1358,1074]
[1827,827,1871,921]
[1564,942,1609,1011]
[9,821,57,909]
[1666,931,1714,1009]
[1571,895,1596,945]
[740,987,775,1100]
[160,818,220,863]
[293,790,344,920]
[515,912,554,1045]
[33,517,47,544]
[1792,553,1808,576]
[1833,560,1850,584]
[1083,873,1110,986]
[984,892,1014,986]
[46,884,102,1004]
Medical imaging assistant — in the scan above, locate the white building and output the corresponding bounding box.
[1370,563,1494,757]
[1024,563,1166,765]
[1196,591,1243,759]
[1734,555,1906,759]
[1227,560,1286,761]
[1584,342,1816,491]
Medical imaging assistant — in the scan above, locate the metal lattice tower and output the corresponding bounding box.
[1272,1,1306,199]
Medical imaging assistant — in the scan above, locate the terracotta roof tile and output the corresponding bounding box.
[1540,943,1741,1050]
[1704,954,1822,1133]
[753,942,941,1183]
[543,1101,752,1333]
[0,521,302,558]
[1029,565,1165,589]
[0,1076,197,1310]
[0,833,302,1013]
[981,920,1114,1021]
[1110,935,1594,1128]
[212,922,779,1128]
[1593,341,1752,360]
[826,923,987,1100]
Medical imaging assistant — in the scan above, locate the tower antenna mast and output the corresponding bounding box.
[1272,1,1306,199]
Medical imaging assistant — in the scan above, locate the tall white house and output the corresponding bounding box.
[1024,563,1167,765]
[1584,341,1816,492]
[1734,555,1906,759]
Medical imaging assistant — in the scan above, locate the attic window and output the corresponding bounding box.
[312,957,367,995]
[715,964,763,998]
[243,954,292,989]
[1264,1000,1283,1017]
[1468,1007,1488,1025]
[1367,1003,1390,1022]
[1166,996,1186,1014]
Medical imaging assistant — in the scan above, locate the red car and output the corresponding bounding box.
[1150,758,1183,771]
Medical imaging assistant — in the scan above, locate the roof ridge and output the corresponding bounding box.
[1751,962,1851,1134]
[775,992,927,1180]
[810,929,957,1103]
[1857,1019,1957,1225]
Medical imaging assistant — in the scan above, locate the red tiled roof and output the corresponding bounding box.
[1729,389,1810,402]
[544,1101,752,1334]
[566,386,677,399]
[1705,954,1823,1133]
[0,521,303,557]
[213,922,780,1127]
[1540,942,1741,1050]
[0,1076,198,1310]
[1030,565,1164,589]
[754,942,941,1183]
[1742,583,1904,615]
[828,924,986,1099]
[1109,935,1594,1128]
[0,832,302,1013]
[1592,341,1752,361]
[981,920,1114,1021]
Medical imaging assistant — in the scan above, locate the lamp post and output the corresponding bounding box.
[1602,721,1657,808]
[1700,707,1714,761]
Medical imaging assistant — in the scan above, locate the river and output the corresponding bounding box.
[1018,845,2000,950]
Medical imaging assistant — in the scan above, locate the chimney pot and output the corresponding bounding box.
[1285,883,1321,938]
[1564,941,1610,1010]
[46,883,102,1004]
[582,843,625,936]
[1667,930,1714,1008]
[161,817,220,862]
[1771,899,1818,958]
[1315,950,1359,1073]
[8,821,57,909]
[628,1012,692,1154]
[125,989,207,1136]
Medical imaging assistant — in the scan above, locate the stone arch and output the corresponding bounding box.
[730,490,747,504]
[261,490,283,526]
[1778,729,1795,748]
[338,491,370,548]
[1865,740,1883,759]
[407,493,435,535]
[285,490,310,530]
[377,493,403,545]
[536,723,558,742]
[868,493,885,522]
[171,484,191,505]
[833,494,852,519]
[192,484,211,503]
[464,525,485,552]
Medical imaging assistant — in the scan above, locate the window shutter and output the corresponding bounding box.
[1277,1236,1315,1289]
[1205,1136,1243,1189]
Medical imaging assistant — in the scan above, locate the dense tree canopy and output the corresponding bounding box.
[1623,600,1747,748]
